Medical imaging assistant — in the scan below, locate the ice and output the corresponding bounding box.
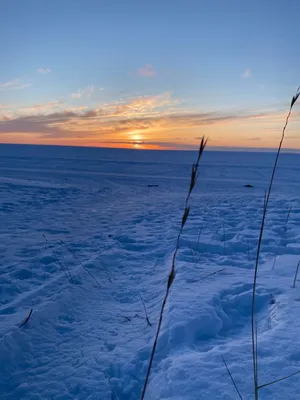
[1,144,300,399]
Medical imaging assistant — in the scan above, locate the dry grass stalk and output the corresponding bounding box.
[42,234,74,284]
[19,309,33,328]
[199,268,226,281]
[61,240,102,288]
[139,294,152,327]
[140,137,207,400]
[257,369,300,390]
[251,86,300,399]
[193,226,221,268]
[292,261,300,288]
[221,355,243,400]
[272,255,278,270]
[285,206,292,227]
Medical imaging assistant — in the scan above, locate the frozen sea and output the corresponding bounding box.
[1,144,300,399]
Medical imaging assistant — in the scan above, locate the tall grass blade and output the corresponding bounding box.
[139,294,152,327]
[221,355,243,400]
[251,86,300,399]
[258,369,300,390]
[61,240,102,288]
[292,260,300,288]
[140,138,207,400]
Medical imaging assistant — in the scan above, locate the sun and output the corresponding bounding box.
[130,132,144,148]
[131,133,143,143]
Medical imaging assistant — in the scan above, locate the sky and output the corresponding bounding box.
[1,0,300,150]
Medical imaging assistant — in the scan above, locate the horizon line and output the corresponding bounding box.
[1,141,300,154]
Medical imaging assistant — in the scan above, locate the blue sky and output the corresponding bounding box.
[1,0,300,149]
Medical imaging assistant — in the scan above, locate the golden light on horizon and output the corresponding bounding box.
[3,87,299,150]
[2,106,300,150]
[130,132,143,143]
[129,132,144,149]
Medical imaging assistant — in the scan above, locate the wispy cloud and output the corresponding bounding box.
[138,64,156,77]
[242,68,252,79]
[71,86,94,99]
[36,68,51,74]
[0,91,281,148]
[0,79,32,91]
[110,92,179,117]
[0,100,67,123]
[17,100,65,116]
[0,80,19,89]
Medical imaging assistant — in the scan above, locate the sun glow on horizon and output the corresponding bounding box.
[1,93,299,150]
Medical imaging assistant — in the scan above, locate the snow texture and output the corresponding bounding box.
[1,144,300,399]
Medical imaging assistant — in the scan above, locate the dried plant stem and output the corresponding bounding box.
[292,261,300,288]
[139,294,152,327]
[251,87,300,399]
[42,234,74,284]
[61,240,102,288]
[193,226,220,268]
[285,206,292,226]
[19,309,33,328]
[152,257,160,274]
[140,137,207,400]
[258,369,300,390]
[221,356,243,400]
[255,323,258,386]
[272,255,278,270]
[199,268,225,281]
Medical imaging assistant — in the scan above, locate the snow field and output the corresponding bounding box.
[1,146,300,399]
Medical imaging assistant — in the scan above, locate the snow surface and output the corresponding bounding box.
[1,144,300,399]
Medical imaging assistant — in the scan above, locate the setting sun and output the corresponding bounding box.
[130,133,143,144]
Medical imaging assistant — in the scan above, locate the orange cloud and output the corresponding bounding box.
[0,92,297,150]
